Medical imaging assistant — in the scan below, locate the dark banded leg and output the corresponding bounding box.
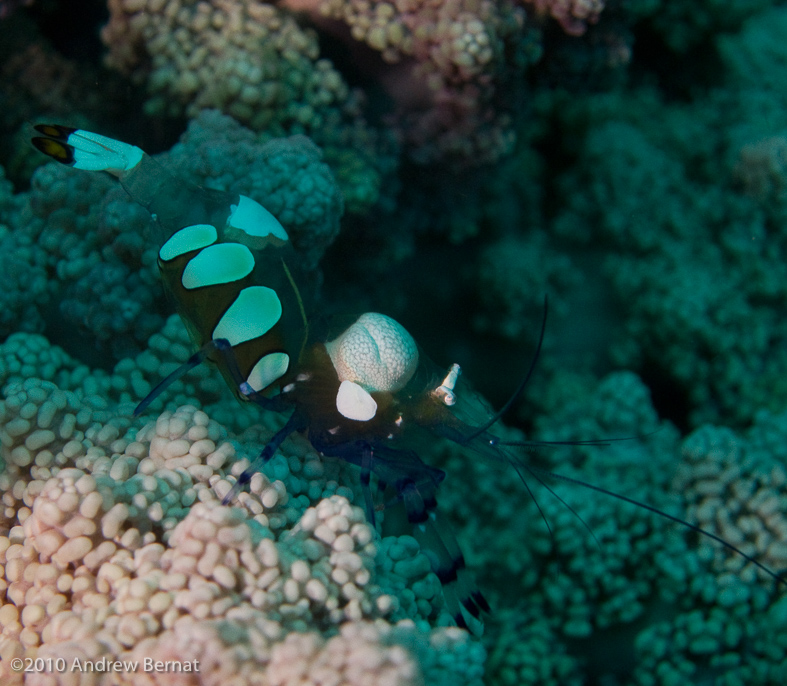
[222,410,304,504]
[375,477,388,516]
[398,479,488,634]
[134,338,219,417]
[416,500,490,618]
[360,446,376,528]
[134,337,282,417]
[316,440,379,528]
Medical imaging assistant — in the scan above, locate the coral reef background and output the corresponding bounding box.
[2,0,787,683]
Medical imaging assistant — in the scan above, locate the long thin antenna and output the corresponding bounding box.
[530,465,786,587]
[512,456,602,550]
[464,295,548,441]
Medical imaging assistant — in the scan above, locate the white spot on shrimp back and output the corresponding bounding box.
[212,286,282,346]
[181,243,254,289]
[247,352,290,392]
[326,313,418,393]
[336,380,377,421]
[159,224,217,262]
[228,195,289,245]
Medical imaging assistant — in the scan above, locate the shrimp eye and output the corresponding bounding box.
[432,363,461,406]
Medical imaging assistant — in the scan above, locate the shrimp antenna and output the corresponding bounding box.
[506,455,555,544]
[495,431,661,450]
[529,464,787,587]
[509,454,603,550]
[464,294,548,441]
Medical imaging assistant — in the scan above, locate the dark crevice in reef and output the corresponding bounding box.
[26,0,108,64]
[567,597,682,685]
[309,17,399,128]
[629,27,726,102]
[639,360,692,434]
[42,302,125,372]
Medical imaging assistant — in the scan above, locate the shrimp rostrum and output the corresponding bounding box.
[31,125,786,633]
